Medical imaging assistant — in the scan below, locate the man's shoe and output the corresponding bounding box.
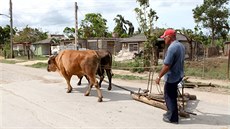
[163,113,167,117]
[163,117,178,124]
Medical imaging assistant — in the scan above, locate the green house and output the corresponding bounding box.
[32,38,54,56]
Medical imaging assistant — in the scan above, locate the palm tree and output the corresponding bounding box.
[123,20,134,36]
[113,14,127,37]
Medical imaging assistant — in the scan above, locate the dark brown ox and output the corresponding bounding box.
[47,50,103,102]
[77,50,113,90]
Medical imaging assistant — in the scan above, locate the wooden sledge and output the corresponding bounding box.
[131,70,197,118]
[131,92,197,118]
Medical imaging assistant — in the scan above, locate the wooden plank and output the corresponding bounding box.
[131,93,167,110]
[131,93,190,118]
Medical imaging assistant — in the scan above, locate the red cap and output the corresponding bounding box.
[160,29,176,38]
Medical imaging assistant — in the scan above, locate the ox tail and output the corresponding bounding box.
[108,51,113,76]
[94,51,101,75]
[94,50,101,74]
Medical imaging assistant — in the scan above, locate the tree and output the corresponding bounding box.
[0,25,16,58]
[80,13,108,38]
[177,28,195,60]
[0,25,11,45]
[113,14,127,37]
[0,25,16,45]
[134,0,159,66]
[193,28,211,77]
[123,20,135,37]
[192,0,230,45]
[14,25,48,43]
[63,27,85,39]
[113,14,135,37]
[63,27,75,38]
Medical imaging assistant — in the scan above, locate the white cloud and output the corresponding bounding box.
[0,0,216,34]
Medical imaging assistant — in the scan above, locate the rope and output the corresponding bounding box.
[145,67,163,95]
[149,69,154,94]
[99,66,163,95]
[99,65,155,70]
[156,84,163,94]
[98,77,135,94]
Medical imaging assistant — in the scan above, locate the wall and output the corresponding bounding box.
[33,44,50,55]
[224,44,230,56]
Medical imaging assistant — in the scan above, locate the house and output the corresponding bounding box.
[119,33,146,53]
[48,34,65,39]
[59,37,121,55]
[32,38,54,56]
[86,38,121,54]
[31,34,67,56]
[224,41,230,56]
[46,37,121,55]
[13,42,31,56]
[119,33,204,60]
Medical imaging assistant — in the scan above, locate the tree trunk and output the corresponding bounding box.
[189,40,193,60]
[211,28,215,46]
[152,46,158,66]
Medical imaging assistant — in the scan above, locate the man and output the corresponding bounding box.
[155,28,185,124]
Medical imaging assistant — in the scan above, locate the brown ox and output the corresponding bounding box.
[77,50,113,90]
[47,50,103,102]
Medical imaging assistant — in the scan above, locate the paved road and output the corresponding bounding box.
[0,63,229,129]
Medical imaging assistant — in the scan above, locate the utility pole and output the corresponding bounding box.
[75,2,79,50]
[9,0,14,58]
[228,49,230,79]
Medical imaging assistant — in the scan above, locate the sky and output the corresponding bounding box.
[0,0,208,34]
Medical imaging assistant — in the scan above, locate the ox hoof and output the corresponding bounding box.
[66,89,72,93]
[84,92,90,96]
[107,87,112,91]
[98,98,103,102]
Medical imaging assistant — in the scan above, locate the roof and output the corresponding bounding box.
[119,34,147,43]
[176,33,188,41]
[224,41,230,44]
[120,33,188,43]
[32,38,53,45]
[87,37,121,41]
[14,42,31,45]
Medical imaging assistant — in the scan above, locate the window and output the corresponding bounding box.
[129,43,138,52]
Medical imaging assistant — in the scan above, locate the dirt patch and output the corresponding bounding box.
[194,86,230,95]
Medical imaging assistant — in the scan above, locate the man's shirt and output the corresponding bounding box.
[164,40,185,83]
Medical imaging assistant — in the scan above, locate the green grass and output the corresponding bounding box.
[27,62,47,68]
[15,55,48,61]
[112,58,145,73]
[1,55,228,81]
[113,58,229,80]
[184,59,228,80]
[113,74,145,80]
[0,59,25,64]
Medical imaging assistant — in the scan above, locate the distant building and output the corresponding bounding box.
[32,38,54,56]
[119,33,204,60]
[119,33,146,53]
[48,34,65,39]
[13,42,31,56]
[225,41,230,56]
